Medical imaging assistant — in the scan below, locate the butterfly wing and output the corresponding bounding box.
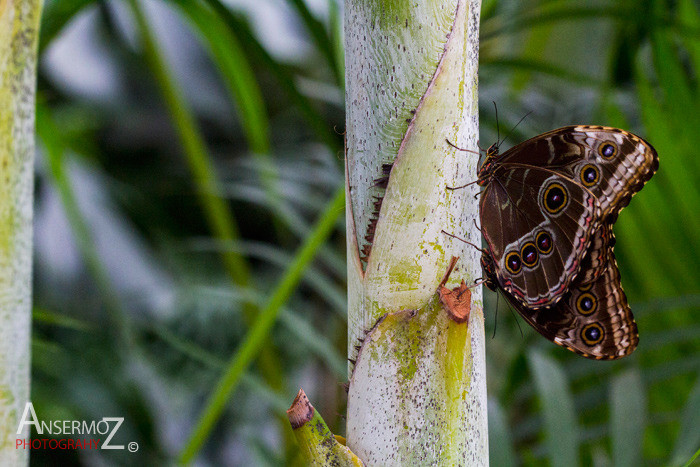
[496,126,658,220]
[508,247,638,360]
[576,224,612,285]
[480,166,600,308]
[480,240,638,359]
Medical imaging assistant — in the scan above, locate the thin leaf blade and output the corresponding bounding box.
[610,369,646,467]
[528,350,580,467]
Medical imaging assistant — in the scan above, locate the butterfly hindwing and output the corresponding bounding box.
[514,249,637,360]
[577,223,612,285]
[482,243,638,360]
[479,166,600,308]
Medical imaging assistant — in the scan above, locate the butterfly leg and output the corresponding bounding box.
[456,278,486,299]
[440,230,485,254]
[446,180,479,190]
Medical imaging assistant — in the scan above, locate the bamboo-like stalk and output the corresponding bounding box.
[0,0,42,463]
[344,0,487,463]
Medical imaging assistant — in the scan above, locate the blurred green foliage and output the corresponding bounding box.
[30,0,698,464]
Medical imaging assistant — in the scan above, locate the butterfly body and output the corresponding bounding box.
[476,125,658,359]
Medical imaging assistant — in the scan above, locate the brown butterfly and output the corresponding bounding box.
[476,125,658,359]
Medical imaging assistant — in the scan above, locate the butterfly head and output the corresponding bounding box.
[486,142,500,158]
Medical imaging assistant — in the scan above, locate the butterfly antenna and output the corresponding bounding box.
[493,101,500,148]
[514,312,523,338]
[492,293,499,339]
[501,292,524,338]
[500,111,533,148]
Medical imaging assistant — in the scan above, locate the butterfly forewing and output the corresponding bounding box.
[480,166,600,308]
[495,125,658,220]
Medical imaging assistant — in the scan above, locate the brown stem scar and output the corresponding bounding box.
[439,280,472,324]
[437,256,471,323]
[287,388,315,429]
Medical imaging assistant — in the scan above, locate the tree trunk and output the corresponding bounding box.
[0,0,42,463]
[344,0,487,464]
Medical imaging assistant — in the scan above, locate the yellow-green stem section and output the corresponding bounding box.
[444,310,473,460]
[292,410,363,466]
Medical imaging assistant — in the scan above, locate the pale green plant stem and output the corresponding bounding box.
[344,0,486,462]
[0,1,42,462]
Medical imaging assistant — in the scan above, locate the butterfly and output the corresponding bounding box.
[475,125,658,359]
